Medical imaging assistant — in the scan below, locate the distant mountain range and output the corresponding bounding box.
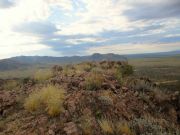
[0,51,179,71]
[0,53,127,71]
[125,50,180,59]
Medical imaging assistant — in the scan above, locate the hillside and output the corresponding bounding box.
[0,53,127,71]
[0,61,179,135]
[0,59,29,71]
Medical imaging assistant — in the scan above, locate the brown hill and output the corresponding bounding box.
[0,61,179,135]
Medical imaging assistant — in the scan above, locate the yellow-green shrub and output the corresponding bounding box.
[3,80,19,90]
[98,119,133,135]
[24,91,41,112]
[80,115,93,135]
[34,69,53,81]
[24,85,66,116]
[116,122,132,135]
[98,119,114,134]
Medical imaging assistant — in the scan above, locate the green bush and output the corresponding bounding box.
[121,65,134,76]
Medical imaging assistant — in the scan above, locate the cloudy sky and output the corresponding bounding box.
[0,0,180,59]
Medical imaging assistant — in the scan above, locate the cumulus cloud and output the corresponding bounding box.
[57,0,132,35]
[66,37,108,45]
[0,0,180,58]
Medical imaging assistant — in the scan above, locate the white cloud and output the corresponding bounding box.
[57,0,134,35]
[0,0,179,58]
[165,34,180,38]
[0,31,53,59]
[86,42,180,55]
[45,0,73,10]
[0,43,51,59]
[0,0,73,59]
[66,37,108,45]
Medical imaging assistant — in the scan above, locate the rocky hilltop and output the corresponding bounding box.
[0,61,179,135]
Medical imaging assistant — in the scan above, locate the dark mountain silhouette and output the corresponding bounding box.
[0,50,179,71]
[0,53,127,71]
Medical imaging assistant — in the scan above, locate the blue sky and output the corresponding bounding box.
[0,0,180,59]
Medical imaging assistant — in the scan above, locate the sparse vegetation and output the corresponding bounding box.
[98,119,114,134]
[85,71,104,90]
[24,85,66,116]
[121,64,133,76]
[34,69,53,81]
[98,119,133,135]
[3,80,19,90]
[0,60,179,135]
[115,68,123,85]
[0,121,5,132]
[116,122,132,135]
[129,56,180,91]
[80,115,93,135]
[62,64,76,76]
[24,91,41,112]
[130,117,167,135]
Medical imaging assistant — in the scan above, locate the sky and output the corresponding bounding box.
[0,0,180,59]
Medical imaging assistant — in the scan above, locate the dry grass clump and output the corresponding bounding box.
[24,85,66,116]
[34,69,53,81]
[62,65,76,76]
[80,115,93,135]
[24,91,41,112]
[76,62,94,72]
[3,80,19,90]
[98,118,133,135]
[82,63,93,72]
[116,122,132,135]
[85,72,104,90]
[98,119,114,134]
[115,68,123,85]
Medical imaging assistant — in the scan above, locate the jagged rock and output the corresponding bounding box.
[0,91,16,116]
[102,82,109,90]
[110,84,116,90]
[134,91,139,97]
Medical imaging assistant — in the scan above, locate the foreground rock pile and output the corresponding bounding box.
[0,61,179,135]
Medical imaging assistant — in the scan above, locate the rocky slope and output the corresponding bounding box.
[0,61,179,135]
